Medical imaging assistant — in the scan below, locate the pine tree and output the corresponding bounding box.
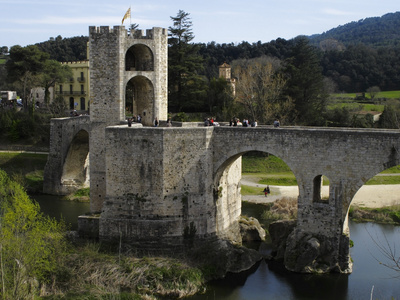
[284,37,328,125]
[168,10,207,112]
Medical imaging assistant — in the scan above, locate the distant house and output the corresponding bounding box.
[219,62,236,96]
[31,87,53,106]
[356,110,382,122]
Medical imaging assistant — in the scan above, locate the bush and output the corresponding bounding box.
[0,169,68,298]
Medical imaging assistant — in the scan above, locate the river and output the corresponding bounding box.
[33,195,400,300]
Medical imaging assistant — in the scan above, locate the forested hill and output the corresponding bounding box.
[309,12,400,48]
[28,10,400,93]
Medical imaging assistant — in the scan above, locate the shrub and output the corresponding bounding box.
[0,169,68,298]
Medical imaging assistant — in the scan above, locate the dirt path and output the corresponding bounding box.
[241,177,400,208]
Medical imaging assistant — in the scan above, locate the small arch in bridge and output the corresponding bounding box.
[313,175,330,203]
[61,129,89,189]
[125,44,154,71]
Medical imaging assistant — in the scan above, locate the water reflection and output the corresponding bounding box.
[32,194,90,230]
[191,222,400,300]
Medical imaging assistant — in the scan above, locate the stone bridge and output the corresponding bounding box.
[43,23,400,274]
[43,115,400,274]
[100,124,399,273]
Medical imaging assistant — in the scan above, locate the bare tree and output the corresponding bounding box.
[367,86,381,100]
[232,56,293,125]
[368,228,400,278]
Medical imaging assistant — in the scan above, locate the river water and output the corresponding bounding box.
[33,195,400,300]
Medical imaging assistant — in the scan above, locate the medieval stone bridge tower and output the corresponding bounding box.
[88,26,168,212]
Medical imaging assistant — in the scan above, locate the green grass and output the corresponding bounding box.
[327,102,385,112]
[258,175,297,186]
[74,187,90,197]
[242,154,291,173]
[331,90,400,100]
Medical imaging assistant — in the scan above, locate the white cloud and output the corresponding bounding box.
[322,8,354,16]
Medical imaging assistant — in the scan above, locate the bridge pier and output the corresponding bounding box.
[98,126,243,250]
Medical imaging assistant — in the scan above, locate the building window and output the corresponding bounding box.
[70,85,73,93]
[80,97,85,110]
[81,85,84,95]
[69,97,74,110]
[59,85,63,93]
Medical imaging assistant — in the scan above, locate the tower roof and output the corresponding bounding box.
[219,62,231,68]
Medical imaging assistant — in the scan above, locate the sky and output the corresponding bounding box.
[1,0,399,49]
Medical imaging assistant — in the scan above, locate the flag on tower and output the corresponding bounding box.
[122,7,131,24]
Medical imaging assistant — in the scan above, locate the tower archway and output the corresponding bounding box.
[125,76,155,126]
[125,44,154,71]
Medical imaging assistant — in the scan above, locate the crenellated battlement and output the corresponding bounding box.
[129,27,168,39]
[89,26,167,40]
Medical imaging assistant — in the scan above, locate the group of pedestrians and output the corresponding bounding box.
[204,117,220,126]
[229,117,258,127]
[127,114,142,127]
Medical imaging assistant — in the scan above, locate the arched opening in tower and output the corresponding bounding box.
[125,44,154,71]
[125,76,154,126]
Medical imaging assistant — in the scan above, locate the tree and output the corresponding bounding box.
[0,46,8,55]
[366,86,381,100]
[378,101,400,129]
[168,10,207,112]
[207,77,235,121]
[6,45,71,108]
[0,169,67,298]
[41,60,72,105]
[284,37,328,125]
[233,56,292,125]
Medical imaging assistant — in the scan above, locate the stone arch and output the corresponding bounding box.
[213,149,298,241]
[125,44,154,71]
[125,75,154,126]
[61,129,89,190]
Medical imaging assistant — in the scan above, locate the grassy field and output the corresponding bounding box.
[327,102,385,112]
[327,91,400,113]
[331,90,400,100]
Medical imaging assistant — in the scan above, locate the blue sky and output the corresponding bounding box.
[1,0,398,48]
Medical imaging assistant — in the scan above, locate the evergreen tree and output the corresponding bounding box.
[168,10,207,112]
[283,37,328,125]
